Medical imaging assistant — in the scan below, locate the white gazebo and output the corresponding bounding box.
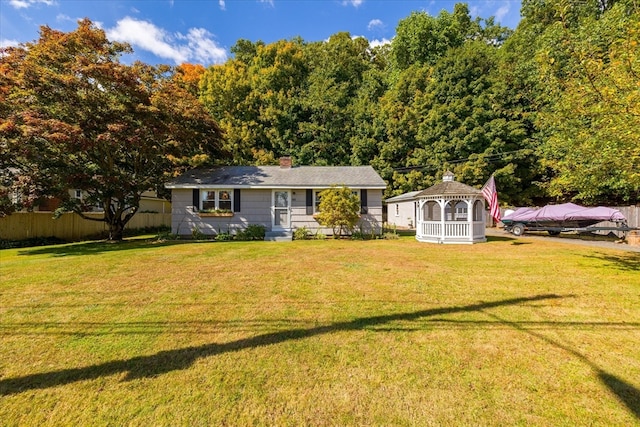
[415,172,486,244]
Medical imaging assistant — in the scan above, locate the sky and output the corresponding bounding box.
[1,0,522,66]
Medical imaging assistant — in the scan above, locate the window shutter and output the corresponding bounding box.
[233,189,241,212]
[306,189,313,215]
[192,189,200,211]
[360,189,368,214]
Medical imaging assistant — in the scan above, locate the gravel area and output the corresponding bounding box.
[486,228,640,253]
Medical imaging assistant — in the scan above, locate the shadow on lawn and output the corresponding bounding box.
[0,294,562,396]
[485,235,517,243]
[582,252,640,272]
[485,311,640,420]
[17,239,187,257]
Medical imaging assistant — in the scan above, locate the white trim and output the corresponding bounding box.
[271,190,291,231]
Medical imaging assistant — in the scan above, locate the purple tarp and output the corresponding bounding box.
[502,203,626,223]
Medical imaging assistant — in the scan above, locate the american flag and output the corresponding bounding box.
[482,175,501,223]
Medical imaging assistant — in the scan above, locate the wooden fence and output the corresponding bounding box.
[616,206,640,228]
[0,212,171,241]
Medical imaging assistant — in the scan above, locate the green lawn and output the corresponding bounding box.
[1,235,639,426]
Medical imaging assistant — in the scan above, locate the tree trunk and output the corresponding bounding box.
[107,220,125,241]
[104,207,128,241]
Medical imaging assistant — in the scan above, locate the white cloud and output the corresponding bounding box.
[180,28,228,64]
[342,0,363,7]
[9,0,54,9]
[369,38,391,48]
[219,0,225,10]
[259,0,274,6]
[106,17,227,65]
[494,4,510,22]
[56,13,73,23]
[1,39,21,48]
[367,19,384,31]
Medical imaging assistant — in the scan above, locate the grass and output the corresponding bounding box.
[1,234,639,426]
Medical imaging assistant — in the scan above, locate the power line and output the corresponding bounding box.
[393,149,531,173]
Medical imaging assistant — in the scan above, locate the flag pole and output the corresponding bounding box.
[481,174,501,225]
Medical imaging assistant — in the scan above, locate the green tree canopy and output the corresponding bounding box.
[537,1,640,203]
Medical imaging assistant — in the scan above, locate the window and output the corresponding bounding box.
[73,189,82,200]
[201,190,233,211]
[218,190,232,211]
[395,204,400,217]
[314,188,360,213]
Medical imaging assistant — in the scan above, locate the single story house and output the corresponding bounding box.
[164,157,387,239]
[384,190,421,229]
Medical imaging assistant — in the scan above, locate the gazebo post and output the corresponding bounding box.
[439,199,446,243]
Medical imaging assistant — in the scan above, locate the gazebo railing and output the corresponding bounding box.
[419,221,485,239]
[421,222,441,236]
[445,222,468,237]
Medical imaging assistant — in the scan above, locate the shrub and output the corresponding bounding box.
[154,230,180,241]
[313,231,327,240]
[215,232,231,241]
[293,226,311,240]
[314,186,360,238]
[191,226,207,240]
[235,224,266,241]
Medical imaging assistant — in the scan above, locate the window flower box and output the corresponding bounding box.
[198,211,234,217]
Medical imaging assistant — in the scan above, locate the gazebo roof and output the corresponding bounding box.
[416,172,482,197]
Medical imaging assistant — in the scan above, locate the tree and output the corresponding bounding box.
[200,38,308,165]
[314,186,361,237]
[537,2,640,203]
[391,4,511,73]
[0,19,225,240]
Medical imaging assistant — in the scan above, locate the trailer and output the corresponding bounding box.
[501,203,634,236]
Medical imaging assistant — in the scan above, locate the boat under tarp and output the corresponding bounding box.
[502,203,627,235]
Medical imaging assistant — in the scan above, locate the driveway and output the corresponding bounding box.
[486,228,640,253]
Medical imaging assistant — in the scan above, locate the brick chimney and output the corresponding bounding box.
[279,156,292,169]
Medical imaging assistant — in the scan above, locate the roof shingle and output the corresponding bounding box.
[165,166,387,189]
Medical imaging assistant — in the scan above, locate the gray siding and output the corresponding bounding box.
[172,188,384,236]
[290,188,383,235]
[171,189,271,236]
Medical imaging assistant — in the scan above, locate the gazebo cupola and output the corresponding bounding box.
[415,172,486,244]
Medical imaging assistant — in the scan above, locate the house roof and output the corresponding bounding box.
[384,191,422,203]
[165,165,387,189]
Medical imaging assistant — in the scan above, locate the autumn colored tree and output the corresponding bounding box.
[0,19,225,240]
[174,63,206,96]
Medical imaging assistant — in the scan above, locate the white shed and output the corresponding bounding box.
[385,191,421,229]
[415,172,486,244]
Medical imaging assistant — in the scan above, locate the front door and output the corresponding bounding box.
[272,190,291,230]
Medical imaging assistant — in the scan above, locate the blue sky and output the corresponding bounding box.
[1,0,522,66]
